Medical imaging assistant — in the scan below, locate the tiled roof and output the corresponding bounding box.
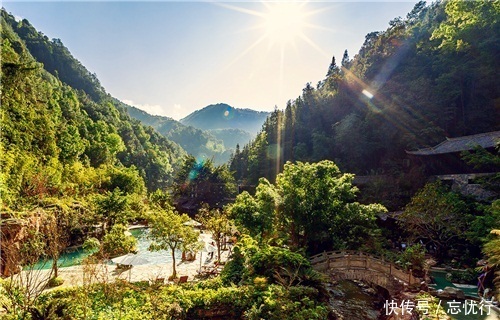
[407,131,500,156]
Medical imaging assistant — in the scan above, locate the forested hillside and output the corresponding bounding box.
[180,103,270,136]
[124,104,232,164]
[0,9,185,207]
[231,0,499,208]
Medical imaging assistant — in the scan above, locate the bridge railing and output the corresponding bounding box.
[310,251,421,286]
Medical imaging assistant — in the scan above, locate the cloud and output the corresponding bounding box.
[122,99,166,117]
[172,104,184,120]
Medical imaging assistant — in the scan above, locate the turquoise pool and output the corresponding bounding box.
[430,270,479,297]
[29,227,180,270]
[430,270,499,319]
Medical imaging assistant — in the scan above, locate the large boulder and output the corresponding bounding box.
[436,286,465,299]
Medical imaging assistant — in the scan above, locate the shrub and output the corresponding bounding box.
[47,276,64,288]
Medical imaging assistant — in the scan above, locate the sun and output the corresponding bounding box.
[261,2,308,46]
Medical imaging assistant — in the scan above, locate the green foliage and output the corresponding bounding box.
[173,155,236,212]
[466,200,500,247]
[431,0,500,52]
[220,246,245,285]
[1,9,186,206]
[397,243,426,274]
[484,229,500,301]
[47,276,64,288]
[278,161,386,253]
[461,144,500,171]
[94,188,133,231]
[196,204,232,261]
[82,237,100,254]
[147,209,199,278]
[101,224,137,258]
[415,292,448,319]
[231,161,386,253]
[445,269,478,285]
[17,266,328,320]
[399,181,469,259]
[230,178,277,240]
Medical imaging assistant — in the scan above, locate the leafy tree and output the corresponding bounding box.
[173,155,236,212]
[94,188,132,232]
[461,144,500,171]
[466,200,500,248]
[276,160,385,253]
[101,224,137,258]
[232,161,385,253]
[484,228,500,302]
[147,208,199,278]
[44,211,70,278]
[197,204,232,262]
[230,191,261,238]
[431,0,499,52]
[230,178,277,241]
[397,243,426,276]
[399,181,469,259]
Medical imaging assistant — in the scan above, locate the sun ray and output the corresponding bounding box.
[217,0,336,104]
[298,33,330,58]
[222,34,268,72]
[215,3,265,18]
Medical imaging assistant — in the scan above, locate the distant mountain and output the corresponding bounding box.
[180,103,270,136]
[207,128,253,150]
[123,104,231,164]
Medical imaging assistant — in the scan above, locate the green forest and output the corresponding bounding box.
[1,1,499,319]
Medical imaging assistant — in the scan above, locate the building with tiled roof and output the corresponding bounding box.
[406,131,500,175]
[406,131,500,156]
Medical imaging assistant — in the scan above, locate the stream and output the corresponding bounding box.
[328,280,384,319]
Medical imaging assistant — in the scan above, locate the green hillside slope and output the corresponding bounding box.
[1,9,185,204]
[123,104,231,164]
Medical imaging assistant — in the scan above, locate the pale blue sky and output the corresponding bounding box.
[3,1,417,119]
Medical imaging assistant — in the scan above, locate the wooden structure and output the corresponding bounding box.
[406,131,500,175]
[310,251,422,295]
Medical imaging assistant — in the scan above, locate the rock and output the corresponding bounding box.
[437,286,465,299]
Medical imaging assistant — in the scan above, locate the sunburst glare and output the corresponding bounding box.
[219,1,332,78]
[261,2,307,47]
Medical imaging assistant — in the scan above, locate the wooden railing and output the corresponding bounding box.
[310,251,421,286]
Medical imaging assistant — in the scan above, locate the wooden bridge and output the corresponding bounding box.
[310,251,422,295]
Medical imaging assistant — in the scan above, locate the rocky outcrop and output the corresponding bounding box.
[0,212,44,276]
[435,286,465,300]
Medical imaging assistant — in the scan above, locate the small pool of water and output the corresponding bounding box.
[430,270,479,297]
[29,227,181,270]
[430,271,499,319]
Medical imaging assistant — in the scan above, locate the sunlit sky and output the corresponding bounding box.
[3,1,417,120]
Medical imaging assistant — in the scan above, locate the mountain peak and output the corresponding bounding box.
[180,103,269,135]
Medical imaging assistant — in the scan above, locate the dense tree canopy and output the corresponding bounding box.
[173,156,236,213]
[231,160,386,254]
